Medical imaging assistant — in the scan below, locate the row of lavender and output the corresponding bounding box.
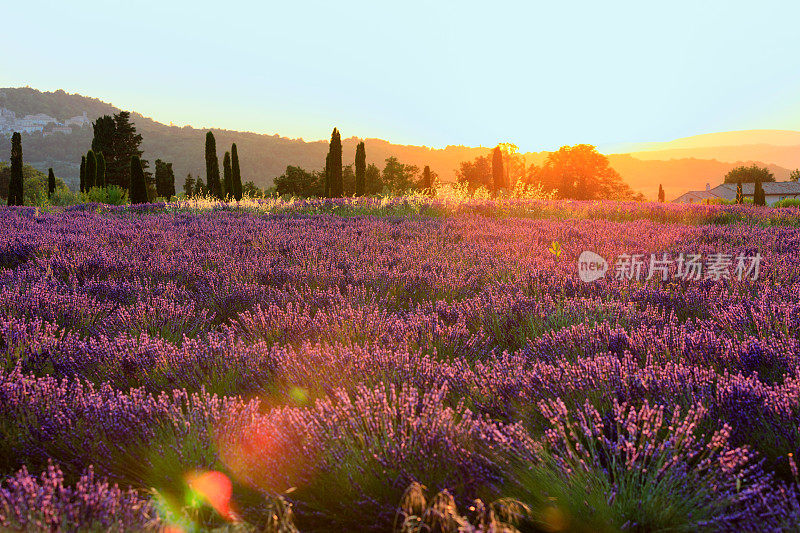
[1,202,799,530]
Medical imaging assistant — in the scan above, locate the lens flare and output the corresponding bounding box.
[185,470,235,521]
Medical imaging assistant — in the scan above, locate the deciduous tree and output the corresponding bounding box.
[724,164,775,184]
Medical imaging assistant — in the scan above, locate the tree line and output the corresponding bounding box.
[255,127,438,198]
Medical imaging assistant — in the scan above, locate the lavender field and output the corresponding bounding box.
[1,198,799,531]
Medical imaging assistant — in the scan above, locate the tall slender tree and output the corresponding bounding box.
[328,128,343,197]
[324,151,332,198]
[736,181,743,204]
[355,141,366,196]
[421,165,434,194]
[85,150,97,190]
[129,156,148,204]
[48,168,56,198]
[79,155,86,193]
[8,132,23,206]
[492,146,504,191]
[96,152,106,188]
[205,131,222,199]
[223,151,233,198]
[231,143,243,201]
[657,184,665,203]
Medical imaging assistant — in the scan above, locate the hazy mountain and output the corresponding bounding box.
[0,88,793,199]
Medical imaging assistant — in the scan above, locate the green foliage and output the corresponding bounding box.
[96,151,106,188]
[328,128,343,197]
[183,173,196,197]
[382,157,420,194]
[355,141,366,196]
[774,198,800,208]
[790,169,800,182]
[418,166,437,196]
[107,111,147,190]
[205,131,222,199]
[364,163,382,195]
[724,164,775,184]
[492,146,504,191]
[242,180,263,198]
[79,155,86,192]
[223,151,233,199]
[457,154,492,192]
[85,149,97,189]
[1,163,68,206]
[48,186,81,206]
[8,132,24,206]
[231,143,243,201]
[129,156,149,204]
[47,167,56,197]
[274,166,324,197]
[84,185,129,205]
[155,159,176,199]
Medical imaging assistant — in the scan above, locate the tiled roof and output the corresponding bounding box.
[712,181,800,195]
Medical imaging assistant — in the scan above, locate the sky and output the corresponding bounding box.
[3,0,800,152]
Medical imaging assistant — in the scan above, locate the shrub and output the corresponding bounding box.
[508,399,773,532]
[83,186,129,205]
[774,198,800,208]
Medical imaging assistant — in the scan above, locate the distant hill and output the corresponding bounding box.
[0,88,494,192]
[0,87,794,199]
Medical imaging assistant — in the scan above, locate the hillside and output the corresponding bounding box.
[0,88,793,198]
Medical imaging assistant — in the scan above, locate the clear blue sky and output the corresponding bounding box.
[3,0,800,151]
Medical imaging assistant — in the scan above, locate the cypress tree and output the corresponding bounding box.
[79,156,86,193]
[332,128,342,197]
[165,161,175,198]
[86,150,97,190]
[205,131,222,199]
[736,181,743,204]
[324,151,332,198]
[421,165,433,194]
[129,156,148,204]
[48,168,56,198]
[657,184,665,203]
[96,152,106,188]
[231,143,243,201]
[223,151,233,199]
[8,132,23,206]
[492,146,504,191]
[355,141,366,196]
